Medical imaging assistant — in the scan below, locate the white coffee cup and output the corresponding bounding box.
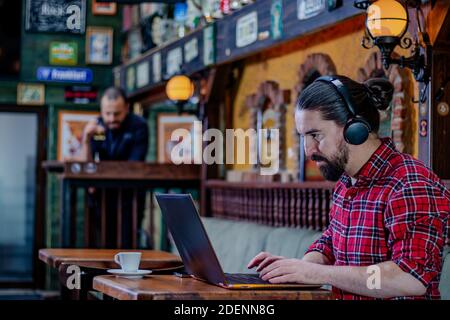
[114,252,141,272]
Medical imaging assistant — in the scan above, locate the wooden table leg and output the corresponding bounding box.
[58,263,105,300]
[60,179,72,248]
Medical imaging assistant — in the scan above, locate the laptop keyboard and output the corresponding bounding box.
[224,273,271,284]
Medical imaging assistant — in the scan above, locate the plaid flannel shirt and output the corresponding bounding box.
[306,138,450,299]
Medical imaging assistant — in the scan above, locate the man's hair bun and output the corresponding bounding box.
[363,78,394,111]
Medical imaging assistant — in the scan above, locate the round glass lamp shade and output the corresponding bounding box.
[166,75,194,101]
[366,0,408,38]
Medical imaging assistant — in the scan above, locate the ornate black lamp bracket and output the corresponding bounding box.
[356,0,432,86]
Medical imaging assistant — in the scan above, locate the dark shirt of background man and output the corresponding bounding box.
[91,113,149,161]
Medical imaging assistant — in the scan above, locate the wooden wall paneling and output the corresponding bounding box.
[430,8,450,179]
[201,67,229,216]
[295,189,301,227]
[262,188,269,225]
[290,188,296,226]
[283,189,289,226]
[302,189,309,228]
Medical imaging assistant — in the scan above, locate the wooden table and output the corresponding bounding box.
[93,275,333,300]
[39,248,182,270]
[39,249,183,300]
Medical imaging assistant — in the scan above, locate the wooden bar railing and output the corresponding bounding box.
[206,179,450,244]
[205,180,335,231]
[43,161,201,249]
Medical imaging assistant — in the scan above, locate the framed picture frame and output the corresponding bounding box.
[157,113,198,164]
[49,41,78,66]
[17,83,45,106]
[85,26,113,65]
[25,0,86,34]
[92,0,117,15]
[57,110,99,161]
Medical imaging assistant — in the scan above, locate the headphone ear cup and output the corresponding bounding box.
[344,118,371,145]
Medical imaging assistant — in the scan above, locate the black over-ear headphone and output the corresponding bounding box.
[315,76,371,145]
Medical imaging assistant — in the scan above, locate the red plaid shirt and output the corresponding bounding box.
[306,138,450,300]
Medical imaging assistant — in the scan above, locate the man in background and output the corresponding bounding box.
[79,87,148,162]
[76,87,149,248]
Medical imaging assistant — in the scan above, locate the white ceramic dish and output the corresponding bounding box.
[106,269,152,279]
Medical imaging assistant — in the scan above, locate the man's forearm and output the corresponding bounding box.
[302,251,331,265]
[308,261,426,298]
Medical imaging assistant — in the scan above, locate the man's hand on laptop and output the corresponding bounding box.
[247,252,323,284]
[247,252,285,272]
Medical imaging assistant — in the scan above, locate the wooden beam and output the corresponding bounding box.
[427,0,450,47]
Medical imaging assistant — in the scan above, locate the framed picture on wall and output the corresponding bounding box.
[25,0,86,34]
[85,27,113,65]
[49,41,78,66]
[157,113,199,164]
[17,83,45,106]
[92,0,117,15]
[57,110,99,161]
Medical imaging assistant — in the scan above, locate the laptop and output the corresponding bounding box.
[155,193,322,290]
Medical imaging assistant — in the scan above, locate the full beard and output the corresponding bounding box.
[311,143,349,182]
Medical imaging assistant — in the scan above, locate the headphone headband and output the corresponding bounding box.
[315,76,357,116]
[314,75,371,145]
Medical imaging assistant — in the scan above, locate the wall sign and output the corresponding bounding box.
[184,38,199,63]
[419,119,428,137]
[85,27,114,65]
[166,47,183,77]
[270,0,283,40]
[420,104,427,116]
[113,67,121,87]
[92,0,117,15]
[437,102,449,117]
[36,66,93,83]
[152,52,162,83]
[25,0,86,34]
[17,83,45,106]
[203,25,215,66]
[65,86,98,104]
[236,11,258,48]
[297,0,326,20]
[136,61,150,88]
[126,66,136,92]
[49,42,78,66]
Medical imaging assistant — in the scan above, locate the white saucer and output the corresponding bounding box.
[107,269,152,279]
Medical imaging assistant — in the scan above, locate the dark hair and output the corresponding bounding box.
[296,75,393,133]
[102,86,127,102]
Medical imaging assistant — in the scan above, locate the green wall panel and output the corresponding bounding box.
[20,0,123,93]
[16,0,124,289]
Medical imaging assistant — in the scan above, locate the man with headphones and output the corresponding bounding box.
[248,75,450,300]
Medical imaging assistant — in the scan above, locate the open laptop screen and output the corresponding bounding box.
[155,193,227,285]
